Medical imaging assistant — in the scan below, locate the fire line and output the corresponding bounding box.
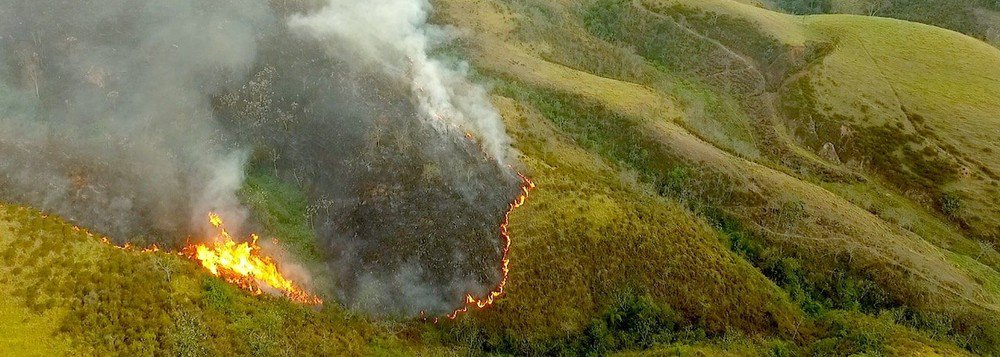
[70,212,322,305]
[66,169,531,312]
[426,172,535,323]
[54,127,532,312]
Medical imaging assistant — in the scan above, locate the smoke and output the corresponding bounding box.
[0,0,274,242]
[288,0,510,163]
[271,0,519,315]
[0,0,519,316]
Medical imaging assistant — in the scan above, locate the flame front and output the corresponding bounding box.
[67,211,321,305]
[441,173,535,321]
[183,213,322,305]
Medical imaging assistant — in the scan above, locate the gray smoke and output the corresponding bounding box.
[274,0,519,316]
[0,0,274,242]
[0,0,519,316]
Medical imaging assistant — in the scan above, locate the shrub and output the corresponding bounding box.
[939,192,962,218]
[584,292,682,352]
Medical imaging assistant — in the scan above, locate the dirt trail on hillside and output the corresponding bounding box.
[633,0,856,180]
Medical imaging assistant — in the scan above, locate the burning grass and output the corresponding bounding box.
[55,167,532,316]
[182,213,323,305]
[0,204,456,355]
[64,211,323,306]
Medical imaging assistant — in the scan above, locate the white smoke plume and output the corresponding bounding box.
[288,0,511,163]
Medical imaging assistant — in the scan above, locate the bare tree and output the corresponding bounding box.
[987,25,1000,46]
[978,241,997,259]
[153,259,175,282]
[867,0,893,16]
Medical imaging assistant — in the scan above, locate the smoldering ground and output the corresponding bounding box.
[223,0,520,315]
[0,0,520,316]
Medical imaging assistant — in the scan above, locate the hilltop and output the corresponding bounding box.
[767,0,1000,48]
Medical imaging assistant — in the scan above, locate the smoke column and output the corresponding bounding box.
[275,0,519,315]
[288,0,510,163]
[0,0,274,242]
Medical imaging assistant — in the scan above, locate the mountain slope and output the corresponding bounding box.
[0,204,457,355]
[772,0,1000,48]
[1,0,998,355]
[643,0,1000,251]
[436,0,1000,353]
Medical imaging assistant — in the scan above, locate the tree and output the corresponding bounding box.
[978,241,996,260]
[777,0,831,14]
[987,24,1000,45]
[866,0,893,17]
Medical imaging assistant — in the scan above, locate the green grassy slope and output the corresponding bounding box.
[471,85,802,346]
[641,0,1000,273]
[0,204,457,355]
[775,0,1000,47]
[436,0,999,354]
[0,284,69,356]
[795,14,1000,240]
[1,0,998,355]
[636,0,1000,258]
[641,1,1000,227]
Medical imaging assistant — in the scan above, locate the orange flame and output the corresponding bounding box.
[67,210,321,305]
[182,213,323,305]
[440,173,535,321]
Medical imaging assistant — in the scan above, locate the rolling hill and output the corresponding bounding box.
[0,0,998,355]
[770,0,1000,48]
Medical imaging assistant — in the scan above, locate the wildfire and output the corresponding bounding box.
[436,173,535,321]
[66,210,321,305]
[182,213,323,305]
[46,125,530,313]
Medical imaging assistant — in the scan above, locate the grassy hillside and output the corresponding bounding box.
[642,0,1000,244]
[434,0,999,354]
[794,14,1000,238]
[773,0,1000,47]
[1,0,998,355]
[0,204,458,355]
